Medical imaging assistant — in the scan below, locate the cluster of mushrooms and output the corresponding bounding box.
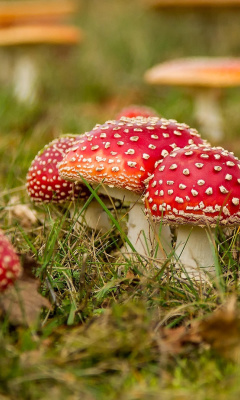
[1,104,240,293]
[25,105,240,282]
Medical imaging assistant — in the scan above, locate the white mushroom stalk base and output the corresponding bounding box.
[127,202,172,259]
[194,88,223,143]
[12,52,39,104]
[96,185,172,259]
[174,225,216,280]
[70,199,112,233]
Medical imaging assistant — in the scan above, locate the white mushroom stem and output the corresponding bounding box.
[127,203,172,258]
[174,225,216,279]
[12,52,39,104]
[194,88,223,143]
[96,185,172,258]
[71,199,112,233]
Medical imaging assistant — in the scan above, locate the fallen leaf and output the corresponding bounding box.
[0,278,51,326]
[196,296,240,361]
[6,196,38,228]
[157,325,202,355]
[0,255,51,326]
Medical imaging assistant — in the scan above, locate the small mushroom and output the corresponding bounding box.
[59,116,207,258]
[0,0,82,105]
[147,0,240,8]
[115,104,159,119]
[26,135,112,232]
[145,144,240,280]
[144,57,240,142]
[0,230,22,291]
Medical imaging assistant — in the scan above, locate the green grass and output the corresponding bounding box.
[1,0,240,398]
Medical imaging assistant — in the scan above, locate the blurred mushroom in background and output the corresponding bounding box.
[0,0,83,104]
[144,57,240,143]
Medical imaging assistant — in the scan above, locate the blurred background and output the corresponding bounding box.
[1,0,240,189]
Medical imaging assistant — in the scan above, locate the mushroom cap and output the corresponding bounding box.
[26,135,90,204]
[115,105,159,119]
[59,116,206,194]
[0,0,78,26]
[145,145,240,227]
[149,0,240,8]
[0,24,82,46]
[144,58,240,88]
[0,230,22,291]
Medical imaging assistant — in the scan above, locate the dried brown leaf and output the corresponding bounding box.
[6,196,38,228]
[0,261,51,326]
[158,325,202,355]
[196,296,240,360]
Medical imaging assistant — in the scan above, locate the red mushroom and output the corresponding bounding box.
[115,105,159,119]
[26,135,112,232]
[0,230,22,291]
[145,144,240,279]
[59,116,207,257]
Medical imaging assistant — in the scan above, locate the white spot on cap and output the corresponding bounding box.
[183,169,190,175]
[195,163,204,168]
[214,166,222,172]
[148,144,156,150]
[91,145,99,151]
[143,154,150,160]
[175,197,184,204]
[225,174,232,181]
[105,142,110,149]
[219,186,229,194]
[191,189,198,196]
[169,164,177,170]
[130,136,139,141]
[205,187,213,195]
[125,149,135,155]
[112,167,120,172]
[226,161,235,167]
[161,150,169,157]
[197,180,205,186]
[232,198,239,206]
[167,180,174,185]
[127,161,137,167]
[179,184,187,189]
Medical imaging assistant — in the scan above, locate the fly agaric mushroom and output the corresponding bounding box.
[148,0,240,8]
[0,7,82,105]
[144,57,240,142]
[26,135,112,232]
[0,1,78,27]
[115,105,159,119]
[0,230,22,291]
[145,144,240,279]
[58,116,207,257]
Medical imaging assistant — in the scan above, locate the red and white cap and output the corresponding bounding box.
[145,145,240,227]
[115,105,159,119]
[59,117,207,194]
[0,230,22,291]
[26,135,90,203]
